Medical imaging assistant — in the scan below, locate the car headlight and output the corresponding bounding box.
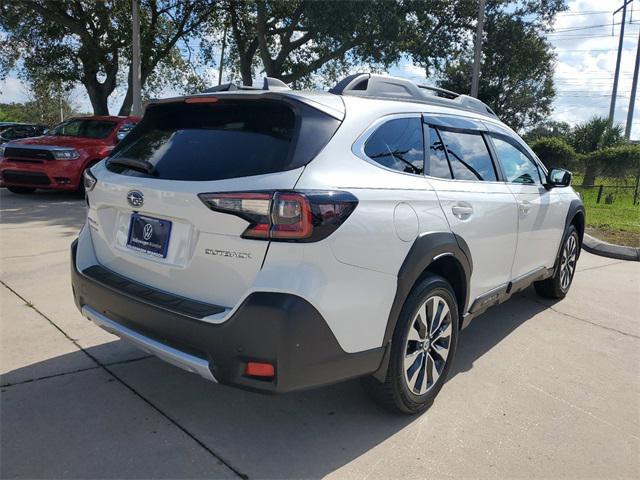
[52,149,80,160]
[83,168,98,192]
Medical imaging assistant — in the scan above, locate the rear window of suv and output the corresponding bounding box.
[107,99,340,181]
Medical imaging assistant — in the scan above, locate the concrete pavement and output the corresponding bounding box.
[1,188,639,479]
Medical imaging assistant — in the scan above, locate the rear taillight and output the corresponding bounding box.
[198,190,358,242]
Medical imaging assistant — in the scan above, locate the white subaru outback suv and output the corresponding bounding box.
[72,74,584,414]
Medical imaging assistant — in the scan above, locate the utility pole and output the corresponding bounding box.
[471,0,486,98]
[218,22,227,86]
[625,26,640,139]
[131,0,142,116]
[610,0,633,125]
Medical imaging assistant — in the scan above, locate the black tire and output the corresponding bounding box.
[534,224,579,299]
[362,274,459,415]
[7,186,36,194]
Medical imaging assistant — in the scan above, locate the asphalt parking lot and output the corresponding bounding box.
[1,188,639,479]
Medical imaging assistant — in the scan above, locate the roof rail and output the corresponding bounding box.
[328,73,498,119]
[202,77,290,94]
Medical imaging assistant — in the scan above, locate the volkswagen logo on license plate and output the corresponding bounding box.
[142,223,153,240]
[127,190,144,208]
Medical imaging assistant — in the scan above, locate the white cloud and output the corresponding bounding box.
[549,0,639,137]
[0,76,28,103]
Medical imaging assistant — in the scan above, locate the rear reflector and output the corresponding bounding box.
[198,190,358,242]
[245,362,275,378]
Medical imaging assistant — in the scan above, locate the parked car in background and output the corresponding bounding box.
[0,124,48,144]
[0,115,139,194]
[71,74,584,414]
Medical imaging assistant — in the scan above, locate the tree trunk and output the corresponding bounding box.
[239,56,253,86]
[84,81,110,116]
[582,162,598,187]
[118,68,134,116]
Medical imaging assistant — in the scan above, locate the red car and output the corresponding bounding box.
[0,115,139,194]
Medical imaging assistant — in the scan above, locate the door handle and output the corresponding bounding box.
[518,200,532,216]
[451,202,473,220]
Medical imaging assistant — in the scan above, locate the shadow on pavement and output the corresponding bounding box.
[0,189,85,232]
[1,292,550,479]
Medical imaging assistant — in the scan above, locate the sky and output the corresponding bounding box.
[1,0,638,138]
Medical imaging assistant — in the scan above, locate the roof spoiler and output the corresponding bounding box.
[202,77,290,93]
[329,73,497,119]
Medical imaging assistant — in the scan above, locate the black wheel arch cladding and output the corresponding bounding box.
[373,231,472,382]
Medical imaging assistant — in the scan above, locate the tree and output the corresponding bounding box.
[0,81,79,125]
[0,0,219,115]
[438,13,558,131]
[524,120,571,142]
[529,137,579,170]
[211,0,478,87]
[584,145,640,181]
[569,117,625,185]
[529,137,577,171]
[569,116,625,154]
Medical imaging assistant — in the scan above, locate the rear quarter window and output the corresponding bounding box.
[363,117,424,175]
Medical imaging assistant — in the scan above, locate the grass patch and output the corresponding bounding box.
[573,182,639,247]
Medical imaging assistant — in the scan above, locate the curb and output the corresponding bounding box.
[582,233,640,262]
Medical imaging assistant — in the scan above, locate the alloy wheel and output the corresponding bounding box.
[403,295,453,395]
[559,233,578,292]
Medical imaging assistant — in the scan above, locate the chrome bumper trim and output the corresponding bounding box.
[82,305,217,383]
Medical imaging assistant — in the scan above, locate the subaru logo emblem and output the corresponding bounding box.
[142,223,153,241]
[127,190,144,208]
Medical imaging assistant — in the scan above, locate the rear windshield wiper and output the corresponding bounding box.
[107,157,156,175]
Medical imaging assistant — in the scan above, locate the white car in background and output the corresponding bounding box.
[72,74,584,414]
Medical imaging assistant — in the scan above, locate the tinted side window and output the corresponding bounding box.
[364,118,424,175]
[438,129,497,181]
[490,135,542,185]
[426,126,452,179]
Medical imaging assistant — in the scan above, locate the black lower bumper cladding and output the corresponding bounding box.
[70,240,384,393]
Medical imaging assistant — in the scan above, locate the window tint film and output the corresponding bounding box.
[108,101,295,181]
[491,135,542,185]
[364,118,424,175]
[438,130,497,181]
[426,126,452,179]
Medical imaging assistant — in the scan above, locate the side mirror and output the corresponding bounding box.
[546,168,572,188]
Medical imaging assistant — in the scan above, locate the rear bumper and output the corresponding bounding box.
[70,240,384,393]
[0,159,83,190]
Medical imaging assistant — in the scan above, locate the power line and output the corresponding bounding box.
[549,34,638,41]
[555,48,634,51]
[556,11,611,16]
[551,21,636,33]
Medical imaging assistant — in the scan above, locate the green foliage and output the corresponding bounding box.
[214,0,566,90]
[438,12,559,131]
[212,0,479,87]
[0,80,79,126]
[523,120,571,142]
[529,137,577,170]
[564,117,627,185]
[583,144,640,180]
[569,116,625,154]
[573,183,640,240]
[0,0,218,115]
